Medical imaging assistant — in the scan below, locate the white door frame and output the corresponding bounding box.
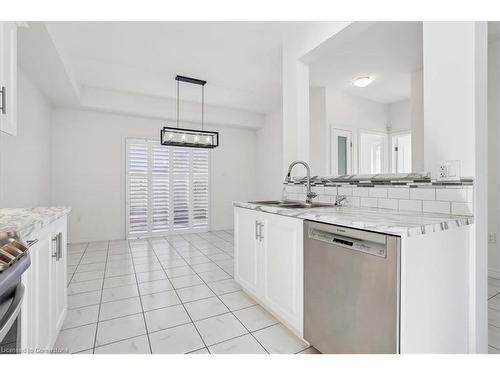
[390,130,412,173]
[330,128,352,176]
[358,129,389,174]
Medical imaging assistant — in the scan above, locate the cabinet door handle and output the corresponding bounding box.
[57,232,63,261]
[0,86,6,115]
[258,223,264,241]
[52,235,58,258]
[255,220,259,240]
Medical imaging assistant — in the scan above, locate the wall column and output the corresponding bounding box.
[423,21,488,353]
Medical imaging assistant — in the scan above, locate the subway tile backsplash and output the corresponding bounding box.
[398,199,422,212]
[423,200,451,214]
[285,181,474,217]
[409,188,436,201]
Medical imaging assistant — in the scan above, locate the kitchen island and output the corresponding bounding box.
[233,201,473,353]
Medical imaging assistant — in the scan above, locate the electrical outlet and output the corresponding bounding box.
[489,233,497,244]
[438,160,461,181]
[439,165,447,179]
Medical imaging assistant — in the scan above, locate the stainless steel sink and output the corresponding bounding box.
[249,200,335,209]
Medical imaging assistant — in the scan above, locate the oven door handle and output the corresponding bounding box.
[0,283,25,343]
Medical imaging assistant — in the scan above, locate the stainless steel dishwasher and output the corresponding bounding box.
[304,220,401,354]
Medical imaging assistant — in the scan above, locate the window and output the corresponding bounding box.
[126,138,209,238]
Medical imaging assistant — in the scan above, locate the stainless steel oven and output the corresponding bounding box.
[0,232,31,354]
[0,283,25,354]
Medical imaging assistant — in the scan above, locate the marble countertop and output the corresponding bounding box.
[0,207,72,238]
[234,202,473,237]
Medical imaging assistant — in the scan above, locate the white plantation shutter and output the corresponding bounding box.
[127,143,149,235]
[192,149,209,228]
[126,139,209,238]
[172,147,190,230]
[151,145,170,232]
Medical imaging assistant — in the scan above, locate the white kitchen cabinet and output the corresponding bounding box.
[0,21,17,135]
[234,207,304,335]
[260,213,303,334]
[234,207,262,296]
[50,216,68,346]
[21,226,52,352]
[20,215,68,353]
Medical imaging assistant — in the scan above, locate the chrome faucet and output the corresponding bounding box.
[284,160,317,204]
[335,195,348,206]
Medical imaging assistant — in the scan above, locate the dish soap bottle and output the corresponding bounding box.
[281,186,288,201]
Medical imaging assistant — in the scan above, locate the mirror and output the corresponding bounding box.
[308,21,423,176]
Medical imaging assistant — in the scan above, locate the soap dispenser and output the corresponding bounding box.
[281,186,288,201]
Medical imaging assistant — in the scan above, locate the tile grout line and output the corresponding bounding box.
[128,239,154,354]
[64,293,263,333]
[146,237,211,354]
[91,314,272,354]
[490,290,500,300]
[176,233,270,354]
[185,233,310,354]
[172,233,232,354]
[67,269,241,307]
[67,243,90,285]
[64,232,305,354]
[91,241,109,354]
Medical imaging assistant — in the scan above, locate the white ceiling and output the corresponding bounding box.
[309,22,423,104]
[45,21,313,114]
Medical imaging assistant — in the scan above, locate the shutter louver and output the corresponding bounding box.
[172,147,190,230]
[127,143,149,235]
[126,139,209,238]
[192,149,209,229]
[151,145,170,232]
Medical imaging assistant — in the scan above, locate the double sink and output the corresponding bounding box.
[250,200,335,209]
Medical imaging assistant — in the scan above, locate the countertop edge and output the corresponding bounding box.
[233,202,473,238]
[0,207,72,239]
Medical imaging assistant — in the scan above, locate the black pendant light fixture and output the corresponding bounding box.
[160,75,219,149]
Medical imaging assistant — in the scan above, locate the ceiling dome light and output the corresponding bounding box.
[352,76,375,88]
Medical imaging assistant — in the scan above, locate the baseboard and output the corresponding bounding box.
[489,268,500,280]
[209,226,234,231]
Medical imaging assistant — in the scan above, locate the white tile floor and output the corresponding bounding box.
[489,277,500,354]
[56,230,318,354]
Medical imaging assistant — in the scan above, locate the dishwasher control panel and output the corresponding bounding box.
[308,228,387,258]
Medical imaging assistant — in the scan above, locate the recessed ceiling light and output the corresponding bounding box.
[352,76,375,88]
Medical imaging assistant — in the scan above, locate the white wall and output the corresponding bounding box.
[488,38,500,278]
[309,87,327,176]
[324,89,388,174]
[388,99,411,133]
[423,21,489,353]
[410,70,424,172]
[282,22,352,170]
[50,108,258,243]
[256,108,283,200]
[0,70,52,207]
[423,23,477,178]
